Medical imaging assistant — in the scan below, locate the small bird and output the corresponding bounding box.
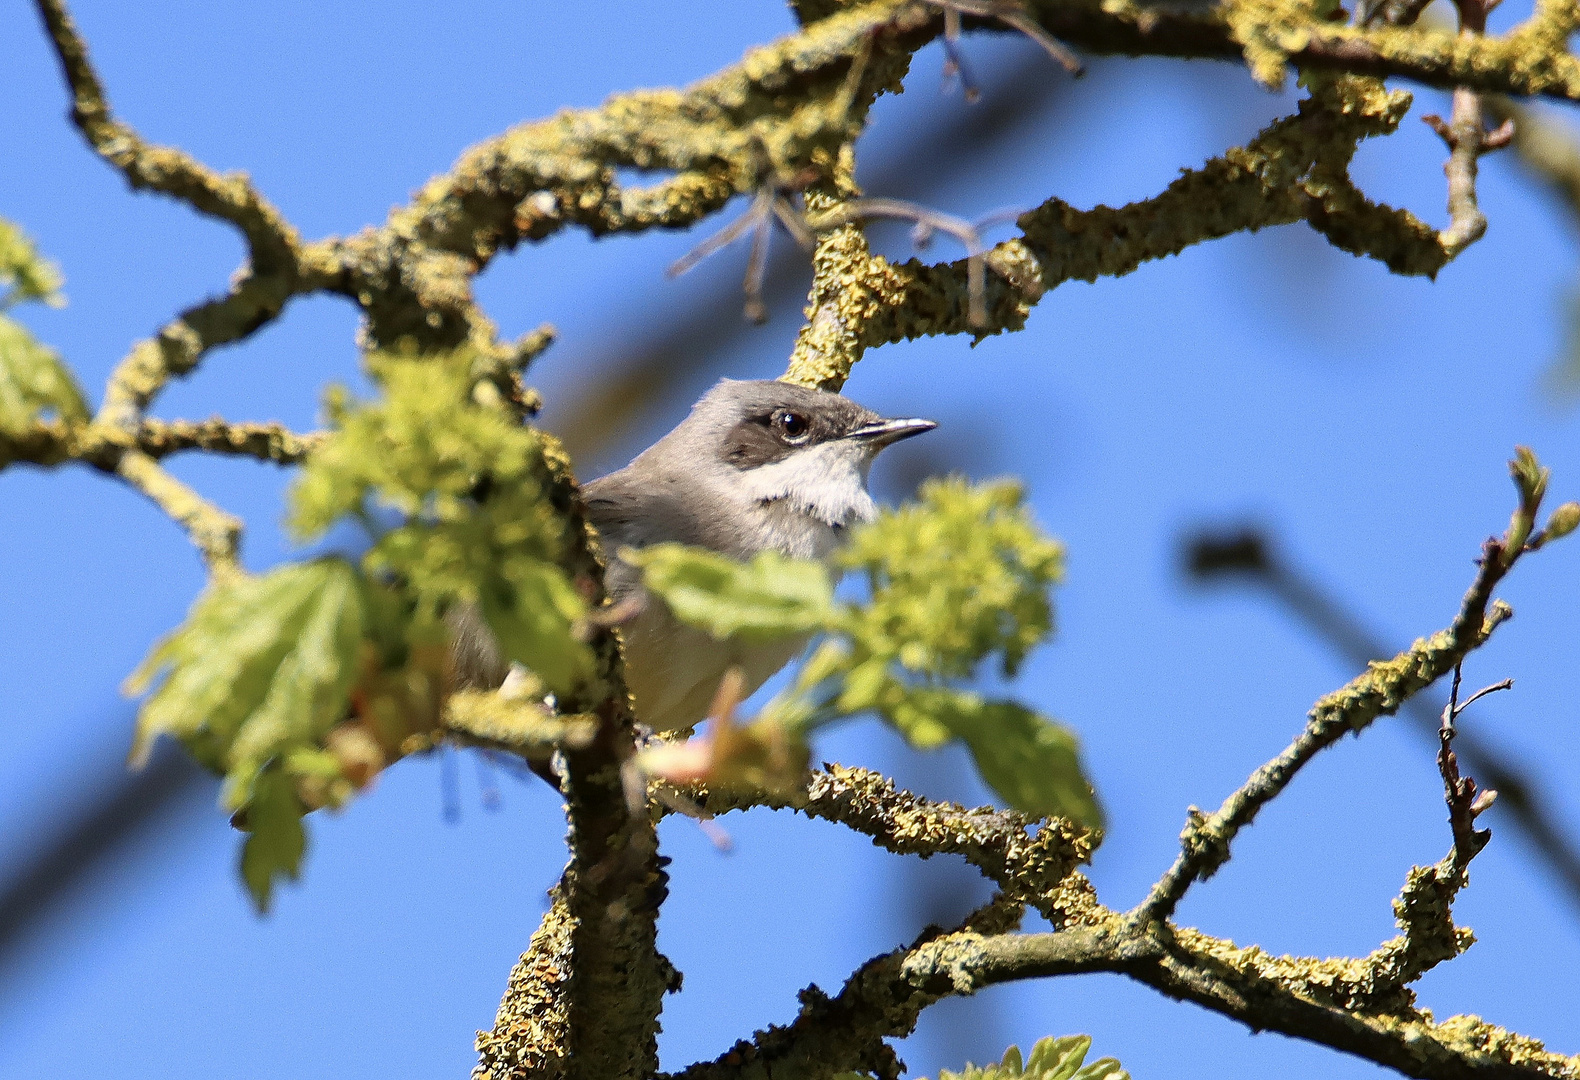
[451,378,936,732]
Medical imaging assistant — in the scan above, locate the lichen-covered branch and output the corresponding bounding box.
[692,764,1093,916]
[470,435,674,1080]
[32,0,301,269]
[475,886,577,1080]
[1183,525,1580,916]
[662,888,1579,1080]
[94,262,339,429]
[1019,0,1580,99]
[1138,527,1519,923]
[442,692,598,758]
[0,417,324,470]
[113,450,242,570]
[29,0,340,429]
[786,73,1443,390]
[30,0,1579,421]
[0,416,318,566]
[661,898,1027,1080]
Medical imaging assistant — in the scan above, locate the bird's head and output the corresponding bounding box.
[675,379,936,528]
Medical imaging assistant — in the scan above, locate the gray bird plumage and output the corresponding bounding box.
[450,378,935,732]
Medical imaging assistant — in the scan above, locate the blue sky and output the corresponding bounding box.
[3,3,1579,1078]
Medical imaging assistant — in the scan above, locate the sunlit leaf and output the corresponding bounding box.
[481,558,593,695]
[0,217,64,309]
[127,558,365,802]
[931,1035,1129,1080]
[292,349,591,694]
[890,691,1103,829]
[0,315,88,434]
[240,764,307,913]
[632,543,836,642]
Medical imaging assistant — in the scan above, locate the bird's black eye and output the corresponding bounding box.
[772,409,811,443]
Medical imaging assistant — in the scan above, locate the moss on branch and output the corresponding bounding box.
[694,764,1093,919]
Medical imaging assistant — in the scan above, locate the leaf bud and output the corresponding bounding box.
[1544,501,1580,543]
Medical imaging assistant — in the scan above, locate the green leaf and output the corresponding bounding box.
[127,558,366,805]
[932,1035,1129,1080]
[0,217,64,309]
[240,764,307,913]
[631,543,836,642]
[890,690,1103,829]
[0,314,89,434]
[480,558,594,696]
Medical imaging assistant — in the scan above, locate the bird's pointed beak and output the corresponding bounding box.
[844,417,938,448]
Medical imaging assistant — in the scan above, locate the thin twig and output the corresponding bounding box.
[31,0,301,271]
[920,0,1085,77]
[669,181,818,324]
[113,451,242,570]
[938,3,983,101]
[1417,0,1515,257]
[0,417,325,471]
[686,764,1092,914]
[1438,666,1512,868]
[667,191,772,280]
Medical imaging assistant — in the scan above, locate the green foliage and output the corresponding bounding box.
[291,349,592,694]
[0,317,90,434]
[637,478,1101,828]
[920,694,1100,828]
[127,559,367,910]
[240,764,307,913]
[837,478,1063,679]
[0,217,87,435]
[627,544,835,641]
[834,1036,1128,1080]
[0,217,64,310]
[126,346,597,911]
[930,1036,1129,1080]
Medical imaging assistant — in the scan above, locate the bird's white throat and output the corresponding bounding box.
[736,439,877,534]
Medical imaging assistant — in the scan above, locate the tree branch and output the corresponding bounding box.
[31,0,301,271]
[691,764,1094,917]
[788,73,1443,389]
[113,450,241,570]
[1182,526,1580,918]
[664,890,1579,1080]
[0,417,325,470]
[469,436,674,1080]
[1138,528,1519,923]
[93,262,337,429]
